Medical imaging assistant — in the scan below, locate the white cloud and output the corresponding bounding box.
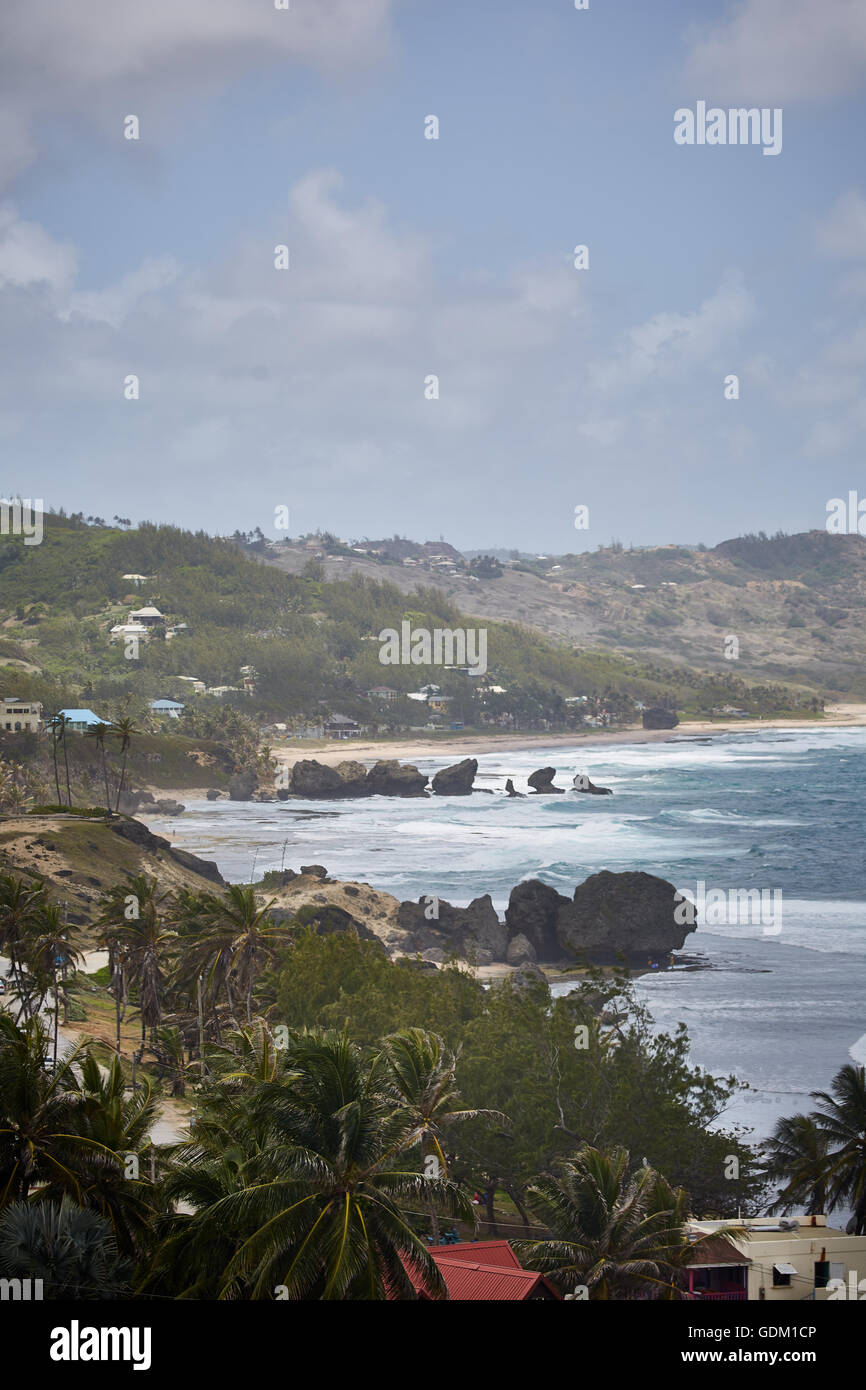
[589,273,755,394]
[0,0,398,189]
[0,205,77,295]
[682,0,866,102]
[817,190,866,259]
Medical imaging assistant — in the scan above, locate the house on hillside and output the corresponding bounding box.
[367,686,398,702]
[109,621,149,644]
[685,1215,866,1301]
[399,1241,560,1301]
[149,699,185,719]
[128,606,165,628]
[56,708,108,733]
[0,698,43,733]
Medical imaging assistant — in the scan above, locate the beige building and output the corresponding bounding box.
[0,698,42,733]
[686,1215,866,1301]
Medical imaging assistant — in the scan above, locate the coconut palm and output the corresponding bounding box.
[809,1065,866,1233]
[515,1145,702,1300]
[0,873,47,1021]
[21,903,83,1064]
[96,876,175,1045]
[85,719,114,812]
[148,1031,472,1299]
[380,1027,507,1242]
[0,1013,100,1206]
[112,718,138,813]
[763,1115,830,1217]
[180,885,291,1023]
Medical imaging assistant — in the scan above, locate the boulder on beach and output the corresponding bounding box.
[503,962,549,996]
[573,775,614,795]
[527,766,564,794]
[396,892,508,960]
[504,870,694,964]
[556,870,692,962]
[504,880,563,959]
[152,798,185,815]
[642,707,679,730]
[365,759,428,797]
[300,864,329,880]
[205,788,222,801]
[506,932,537,965]
[431,758,478,795]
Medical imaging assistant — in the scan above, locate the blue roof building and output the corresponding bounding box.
[56,709,109,732]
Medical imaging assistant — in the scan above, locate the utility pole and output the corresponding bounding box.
[197,974,206,1081]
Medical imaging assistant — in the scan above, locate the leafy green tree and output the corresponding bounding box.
[0,1196,130,1299]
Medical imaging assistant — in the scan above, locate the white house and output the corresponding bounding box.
[685,1215,866,1301]
[0,698,42,732]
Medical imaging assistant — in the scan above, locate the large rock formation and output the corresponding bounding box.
[228,769,258,800]
[505,871,693,964]
[431,758,477,795]
[504,779,524,798]
[289,760,353,798]
[364,760,428,797]
[110,817,224,885]
[527,767,564,794]
[397,893,508,960]
[642,708,679,730]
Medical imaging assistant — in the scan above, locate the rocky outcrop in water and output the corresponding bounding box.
[504,870,692,963]
[504,779,524,797]
[431,758,478,795]
[527,767,564,794]
[573,776,613,795]
[287,758,428,798]
[365,759,428,797]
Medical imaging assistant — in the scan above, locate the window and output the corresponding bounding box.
[772,1262,796,1287]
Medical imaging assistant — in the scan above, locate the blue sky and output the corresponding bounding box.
[1,0,865,551]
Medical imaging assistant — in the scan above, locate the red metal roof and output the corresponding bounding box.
[401,1243,561,1301]
[425,1241,523,1269]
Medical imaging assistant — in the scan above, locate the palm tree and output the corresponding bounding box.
[112,718,138,813]
[85,719,114,812]
[0,1196,130,1298]
[516,1145,702,1300]
[810,1065,866,1233]
[0,873,47,1021]
[22,903,83,1066]
[57,714,73,807]
[46,713,63,804]
[380,1027,506,1243]
[97,876,175,1046]
[147,1031,472,1299]
[763,1115,830,1217]
[0,1013,99,1205]
[181,885,291,1023]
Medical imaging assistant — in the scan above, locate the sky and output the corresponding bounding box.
[0,0,865,552]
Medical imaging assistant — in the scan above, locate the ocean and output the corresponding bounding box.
[149,726,866,1142]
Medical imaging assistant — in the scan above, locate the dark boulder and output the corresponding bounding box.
[169,847,224,886]
[152,799,185,815]
[397,892,508,960]
[205,788,222,801]
[506,932,537,965]
[228,769,258,801]
[289,760,346,798]
[573,776,613,795]
[504,779,524,797]
[365,760,428,797]
[642,707,679,730]
[333,760,369,796]
[504,962,549,995]
[300,864,329,880]
[431,758,478,795]
[556,870,693,962]
[504,880,563,959]
[527,766,564,794]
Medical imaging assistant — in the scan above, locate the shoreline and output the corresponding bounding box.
[146,705,866,800]
[261,704,866,774]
